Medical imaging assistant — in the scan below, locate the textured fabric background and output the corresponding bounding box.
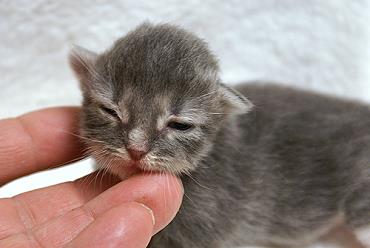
[0,1,369,247]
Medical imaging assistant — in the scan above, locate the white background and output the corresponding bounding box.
[0,1,369,247]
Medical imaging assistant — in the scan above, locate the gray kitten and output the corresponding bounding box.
[69,23,370,248]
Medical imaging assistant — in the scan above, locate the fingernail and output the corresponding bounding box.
[139,203,155,226]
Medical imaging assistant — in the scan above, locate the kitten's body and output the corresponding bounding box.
[150,83,370,248]
[69,23,370,247]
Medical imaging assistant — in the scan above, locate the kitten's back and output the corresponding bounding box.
[236,82,370,228]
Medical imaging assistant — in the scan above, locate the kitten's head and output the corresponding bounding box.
[70,23,252,177]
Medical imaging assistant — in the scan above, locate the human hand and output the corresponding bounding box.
[0,107,183,248]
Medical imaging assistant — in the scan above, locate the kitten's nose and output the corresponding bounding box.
[127,148,147,161]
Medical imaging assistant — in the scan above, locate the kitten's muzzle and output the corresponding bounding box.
[127,148,147,161]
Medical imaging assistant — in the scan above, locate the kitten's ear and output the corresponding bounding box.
[218,83,253,114]
[69,45,98,90]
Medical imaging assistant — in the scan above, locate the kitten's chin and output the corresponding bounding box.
[96,156,142,180]
[113,164,141,180]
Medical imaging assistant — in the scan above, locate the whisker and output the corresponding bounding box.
[60,130,107,145]
[183,191,195,205]
[192,90,218,100]
[47,153,90,170]
[71,49,106,83]
[184,171,213,191]
[207,112,231,115]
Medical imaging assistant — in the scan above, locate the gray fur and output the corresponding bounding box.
[70,23,370,247]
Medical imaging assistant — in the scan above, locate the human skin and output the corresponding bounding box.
[0,106,183,248]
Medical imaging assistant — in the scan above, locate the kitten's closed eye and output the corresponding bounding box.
[99,105,120,119]
[167,121,194,131]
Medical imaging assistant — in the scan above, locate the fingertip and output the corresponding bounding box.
[85,173,184,235]
[0,106,84,184]
[131,173,184,234]
[17,106,84,167]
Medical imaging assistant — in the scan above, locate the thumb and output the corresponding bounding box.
[66,202,155,248]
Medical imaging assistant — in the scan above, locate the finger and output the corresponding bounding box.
[66,202,154,248]
[0,202,154,248]
[30,174,181,245]
[85,173,183,234]
[0,172,118,239]
[0,107,84,185]
[0,173,182,244]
